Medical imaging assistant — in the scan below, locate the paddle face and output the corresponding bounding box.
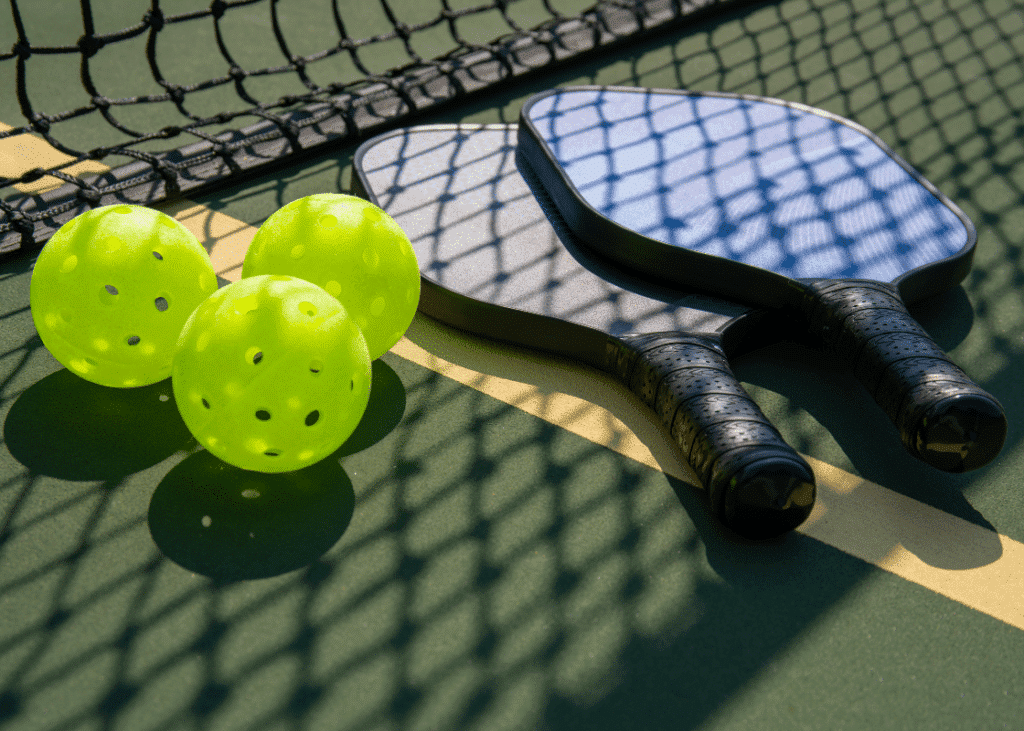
[352,124,769,364]
[519,86,976,305]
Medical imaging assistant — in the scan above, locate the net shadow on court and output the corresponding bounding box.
[0,0,1021,728]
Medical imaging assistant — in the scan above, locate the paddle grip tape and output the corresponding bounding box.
[607,333,814,529]
[798,279,1006,471]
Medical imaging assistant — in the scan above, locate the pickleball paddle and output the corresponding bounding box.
[518,86,1006,473]
[352,124,815,540]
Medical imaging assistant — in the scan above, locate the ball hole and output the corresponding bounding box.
[154,296,169,312]
[264,450,280,457]
[202,398,211,409]
[349,379,354,391]
[319,213,338,228]
[105,284,118,296]
[255,410,271,421]
[305,410,320,426]
[245,347,264,365]
[309,359,323,374]
[299,301,317,317]
[126,335,141,346]
[113,205,133,214]
[152,251,164,261]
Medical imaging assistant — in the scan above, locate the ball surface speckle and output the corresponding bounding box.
[172,274,371,473]
[241,194,420,360]
[30,204,217,388]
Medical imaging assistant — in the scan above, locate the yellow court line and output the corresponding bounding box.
[0,122,109,194]
[4,130,1022,631]
[393,324,1024,631]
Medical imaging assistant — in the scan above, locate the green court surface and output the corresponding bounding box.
[1,0,1023,729]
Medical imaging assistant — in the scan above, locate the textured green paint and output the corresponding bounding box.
[2,0,1023,729]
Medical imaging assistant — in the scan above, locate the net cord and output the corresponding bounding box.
[0,0,740,256]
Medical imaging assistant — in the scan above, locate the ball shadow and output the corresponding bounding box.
[3,370,192,480]
[333,357,406,458]
[148,450,354,581]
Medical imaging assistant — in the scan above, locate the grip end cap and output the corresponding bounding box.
[717,454,816,540]
[911,392,1007,472]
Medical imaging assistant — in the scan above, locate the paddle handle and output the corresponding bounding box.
[608,333,815,540]
[799,280,1006,472]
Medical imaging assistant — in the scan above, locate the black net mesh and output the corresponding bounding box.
[0,0,736,256]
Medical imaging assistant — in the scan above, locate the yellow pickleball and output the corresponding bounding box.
[241,193,420,360]
[30,204,217,388]
[172,275,371,473]
[172,274,372,473]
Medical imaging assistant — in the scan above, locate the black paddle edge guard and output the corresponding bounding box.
[516,85,980,308]
[1,0,759,260]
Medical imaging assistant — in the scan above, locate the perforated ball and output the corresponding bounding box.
[241,193,420,360]
[30,204,217,388]
[172,274,371,473]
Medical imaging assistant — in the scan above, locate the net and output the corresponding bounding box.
[0,0,740,257]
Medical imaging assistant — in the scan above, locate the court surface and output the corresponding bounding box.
[1,0,1023,729]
